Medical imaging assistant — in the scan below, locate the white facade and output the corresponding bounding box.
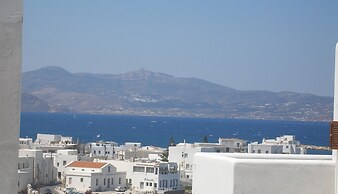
[18,156,34,192]
[168,140,246,182]
[35,134,63,144]
[117,145,164,161]
[104,159,180,192]
[248,135,306,154]
[19,137,34,149]
[193,153,334,194]
[65,161,126,192]
[18,149,57,192]
[0,0,22,193]
[89,141,118,159]
[89,141,164,161]
[52,149,79,181]
[218,138,248,153]
[33,133,77,152]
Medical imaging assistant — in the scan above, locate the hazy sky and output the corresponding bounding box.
[23,1,338,96]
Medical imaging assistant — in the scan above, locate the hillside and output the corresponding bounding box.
[21,66,333,121]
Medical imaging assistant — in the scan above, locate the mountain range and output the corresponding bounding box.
[21,66,333,121]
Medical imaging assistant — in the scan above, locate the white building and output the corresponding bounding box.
[218,138,248,153]
[89,141,164,161]
[168,139,246,182]
[116,145,164,161]
[248,135,306,154]
[33,133,77,152]
[89,141,118,159]
[19,137,34,149]
[65,161,126,192]
[18,156,34,193]
[18,149,57,191]
[103,159,180,193]
[52,149,79,181]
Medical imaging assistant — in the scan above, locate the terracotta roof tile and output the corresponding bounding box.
[67,161,107,169]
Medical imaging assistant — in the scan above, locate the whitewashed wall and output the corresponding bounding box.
[0,0,22,193]
[193,153,334,194]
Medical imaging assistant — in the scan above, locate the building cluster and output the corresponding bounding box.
[248,135,306,154]
[17,133,306,193]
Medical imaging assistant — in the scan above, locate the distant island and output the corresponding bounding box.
[21,66,333,121]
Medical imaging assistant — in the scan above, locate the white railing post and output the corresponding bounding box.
[334,43,338,194]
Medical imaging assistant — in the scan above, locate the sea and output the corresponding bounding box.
[20,112,331,155]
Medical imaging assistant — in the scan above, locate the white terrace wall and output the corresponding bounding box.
[193,153,335,194]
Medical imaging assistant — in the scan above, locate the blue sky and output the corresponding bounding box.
[23,0,338,96]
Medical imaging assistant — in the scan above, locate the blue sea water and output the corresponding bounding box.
[20,112,330,154]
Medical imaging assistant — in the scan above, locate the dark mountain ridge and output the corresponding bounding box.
[21,66,333,121]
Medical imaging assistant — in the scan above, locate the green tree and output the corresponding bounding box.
[203,135,208,143]
[160,149,169,162]
[169,136,176,146]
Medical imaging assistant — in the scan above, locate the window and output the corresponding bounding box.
[104,178,106,185]
[111,178,114,185]
[155,168,158,175]
[258,149,261,153]
[63,161,66,166]
[146,182,149,186]
[69,178,72,184]
[119,178,121,184]
[57,162,59,167]
[129,179,132,184]
[108,166,111,172]
[236,143,240,147]
[150,182,152,186]
[154,183,157,188]
[98,151,101,154]
[266,150,269,153]
[159,180,162,187]
[133,166,145,172]
[82,169,84,171]
[170,180,172,187]
[146,167,154,173]
[96,179,98,186]
[226,147,230,152]
[80,178,83,182]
